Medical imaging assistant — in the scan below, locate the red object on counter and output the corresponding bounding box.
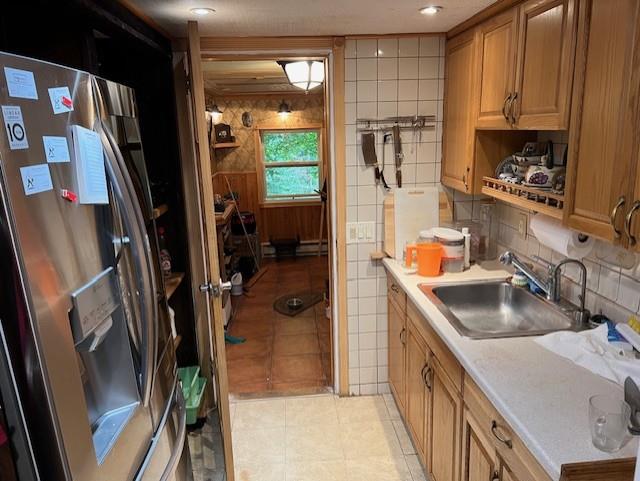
[61,96,73,109]
[60,189,78,202]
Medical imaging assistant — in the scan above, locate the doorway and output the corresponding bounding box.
[202,58,333,398]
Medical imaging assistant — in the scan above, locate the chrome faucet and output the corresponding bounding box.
[499,251,590,325]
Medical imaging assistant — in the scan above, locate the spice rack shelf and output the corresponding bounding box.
[214,142,240,149]
[481,177,564,220]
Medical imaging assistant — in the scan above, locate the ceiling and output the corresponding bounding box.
[126,0,494,37]
[203,60,321,95]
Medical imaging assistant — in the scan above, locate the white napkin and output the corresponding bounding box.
[535,324,640,387]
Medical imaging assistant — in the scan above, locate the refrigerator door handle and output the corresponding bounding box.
[159,386,186,481]
[97,119,158,407]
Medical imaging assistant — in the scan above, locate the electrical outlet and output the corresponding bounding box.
[517,212,528,240]
[346,222,375,243]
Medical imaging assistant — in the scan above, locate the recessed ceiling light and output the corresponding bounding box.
[420,5,442,15]
[190,7,215,15]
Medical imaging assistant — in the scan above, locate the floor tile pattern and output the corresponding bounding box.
[230,394,430,481]
[226,256,332,397]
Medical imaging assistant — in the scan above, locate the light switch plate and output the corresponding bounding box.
[517,212,528,240]
[346,222,358,244]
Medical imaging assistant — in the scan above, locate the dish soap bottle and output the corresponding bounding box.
[462,227,471,270]
[158,227,172,277]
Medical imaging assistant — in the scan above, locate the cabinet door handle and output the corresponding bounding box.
[491,420,513,449]
[624,200,640,246]
[423,366,432,391]
[391,284,399,293]
[399,328,406,345]
[420,362,429,383]
[462,166,470,191]
[610,196,626,238]
[508,92,518,125]
[491,470,500,481]
[502,93,512,122]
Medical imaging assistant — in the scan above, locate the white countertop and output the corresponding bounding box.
[383,258,638,481]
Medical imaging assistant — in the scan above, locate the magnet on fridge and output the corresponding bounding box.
[61,189,78,203]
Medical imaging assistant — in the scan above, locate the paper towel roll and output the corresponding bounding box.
[529,214,595,258]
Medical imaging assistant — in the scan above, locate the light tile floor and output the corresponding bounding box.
[230,393,429,481]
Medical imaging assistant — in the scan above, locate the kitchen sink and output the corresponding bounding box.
[419,280,584,339]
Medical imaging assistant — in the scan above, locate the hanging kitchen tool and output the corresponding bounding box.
[392,124,404,188]
[361,131,379,184]
[379,133,391,190]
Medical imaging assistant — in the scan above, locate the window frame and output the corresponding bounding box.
[255,124,324,207]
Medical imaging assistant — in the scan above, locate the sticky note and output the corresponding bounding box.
[20,164,53,196]
[1,106,28,150]
[4,67,38,100]
[42,136,70,163]
[48,87,73,114]
[71,125,108,204]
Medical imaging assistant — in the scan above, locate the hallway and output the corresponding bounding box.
[225,256,332,397]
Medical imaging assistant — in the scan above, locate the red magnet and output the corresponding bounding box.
[61,189,78,202]
[61,96,73,109]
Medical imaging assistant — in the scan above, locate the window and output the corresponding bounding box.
[258,128,322,203]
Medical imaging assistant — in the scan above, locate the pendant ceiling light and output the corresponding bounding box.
[277,60,324,92]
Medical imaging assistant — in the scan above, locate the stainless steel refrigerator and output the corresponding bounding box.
[0,51,190,480]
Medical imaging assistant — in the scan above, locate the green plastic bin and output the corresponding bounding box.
[177,366,200,400]
[185,377,207,425]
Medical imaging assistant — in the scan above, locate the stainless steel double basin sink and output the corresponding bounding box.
[419,280,584,339]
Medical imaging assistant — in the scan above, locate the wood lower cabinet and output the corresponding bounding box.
[442,28,478,193]
[405,321,430,465]
[431,359,463,481]
[462,407,497,481]
[564,0,640,244]
[388,297,406,413]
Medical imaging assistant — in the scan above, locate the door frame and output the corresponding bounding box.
[178,33,349,396]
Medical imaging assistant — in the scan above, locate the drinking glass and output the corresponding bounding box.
[589,394,631,452]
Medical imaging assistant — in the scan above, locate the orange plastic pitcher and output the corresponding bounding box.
[405,243,442,277]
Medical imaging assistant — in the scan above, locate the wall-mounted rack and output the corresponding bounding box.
[356,115,436,132]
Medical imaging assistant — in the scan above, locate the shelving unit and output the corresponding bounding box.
[213,142,239,149]
[164,272,185,300]
[481,177,564,219]
[152,203,169,219]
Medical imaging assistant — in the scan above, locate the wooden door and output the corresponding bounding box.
[512,0,577,129]
[499,460,521,481]
[476,8,519,128]
[442,28,478,193]
[405,322,430,464]
[388,298,406,413]
[461,407,497,481]
[430,359,462,481]
[186,21,235,480]
[564,0,640,243]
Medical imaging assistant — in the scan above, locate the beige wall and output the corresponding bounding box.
[205,94,325,172]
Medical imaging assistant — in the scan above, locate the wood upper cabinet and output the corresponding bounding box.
[405,321,430,465]
[442,28,478,193]
[388,297,406,413]
[512,0,577,129]
[564,0,640,244]
[476,9,519,129]
[430,359,462,481]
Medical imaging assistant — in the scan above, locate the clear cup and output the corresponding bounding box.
[589,394,631,452]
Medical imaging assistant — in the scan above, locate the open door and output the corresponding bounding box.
[175,20,235,480]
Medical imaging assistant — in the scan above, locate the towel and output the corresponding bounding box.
[535,325,640,387]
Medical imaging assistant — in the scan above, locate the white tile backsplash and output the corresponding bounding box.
[344,35,445,394]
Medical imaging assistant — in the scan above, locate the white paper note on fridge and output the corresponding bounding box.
[71,125,108,204]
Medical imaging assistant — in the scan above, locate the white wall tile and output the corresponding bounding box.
[378,101,398,118]
[599,267,620,301]
[377,313,387,331]
[357,39,378,58]
[360,383,378,395]
[359,367,377,384]
[358,314,377,333]
[348,315,358,334]
[377,38,398,57]
[418,100,438,117]
[378,58,398,80]
[419,57,439,79]
[345,103,357,124]
[358,278,378,297]
[399,58,419,79]
[377,331,388,349]
[349,368,359,384]
[345,39,357,58]
[347,279,358,298]
[419,36,440,57]
[358,297,377,315]
[357,58,378,80]
[398,79,418,101]
[399,37,419,57]
[345,81,357,102]
[358,260,378,278]
[356,81,377,102]
[419,79,439,100]
[357,101,377,119]
[378,80,398,102]
[359,332,377,350]
[398,101,418,116]
[377,366,389,383]
[345,59,356,81]
[416,163,436,183]
[359,350,377,367]
[349,384,360,395]
[357,185,377,204]
[346,145,357,166]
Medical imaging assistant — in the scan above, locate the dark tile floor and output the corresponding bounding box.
[188,408,226,481]
[225,255,332,398]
